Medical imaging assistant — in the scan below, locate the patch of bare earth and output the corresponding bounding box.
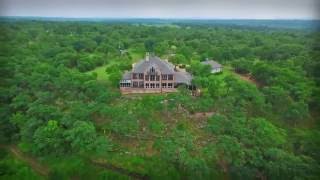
[234,72,260,87]
[7,145,50,177]
[91,159,149,180]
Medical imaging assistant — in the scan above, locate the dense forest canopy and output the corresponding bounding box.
[0,19,319,179]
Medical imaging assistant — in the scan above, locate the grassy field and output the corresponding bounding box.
[86,50,143,83]
[86,64,110,82]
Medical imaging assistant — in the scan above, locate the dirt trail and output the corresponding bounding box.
[2,144,150,179]
[191,112,215,119]
[91,159,149,180]
[6,145,50,177]
[234,72,260,87]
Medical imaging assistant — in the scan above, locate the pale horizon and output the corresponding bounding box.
[1,0,319,20]
[1,16,319,20]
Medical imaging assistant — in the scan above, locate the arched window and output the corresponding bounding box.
[150,67,155,73]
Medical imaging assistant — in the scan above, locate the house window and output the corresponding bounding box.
[168,83,173,88]
[139,81,144,88]
[162,74,167,80]
[156,83,159,88]
[139,73,144,79]
[168,75,173,80]
[133,73,138,79]
[150,83,155,88]
[156,75,160,81]
[121,83,130,87]
[150,75,155,81]
[145,83,149,88]
[145,75,149,81]
[150,67,155,73]
[133,81,138,87]
[162,83,166,88]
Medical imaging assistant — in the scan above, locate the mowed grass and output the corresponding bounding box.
[87,65,110,82]
[86,50,143,83]
[129,50,142,61]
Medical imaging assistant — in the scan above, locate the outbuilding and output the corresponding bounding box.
[201,59,223,74]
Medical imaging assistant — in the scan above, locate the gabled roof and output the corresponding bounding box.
[132,56,175,74]
[201,60,222,69]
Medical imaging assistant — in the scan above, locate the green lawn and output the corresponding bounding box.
[86,64,110,82]
[86,50,143,83]
[129,49,143,61]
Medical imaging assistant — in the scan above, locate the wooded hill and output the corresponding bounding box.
[0,20,319,179]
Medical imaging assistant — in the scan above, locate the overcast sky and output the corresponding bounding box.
[0,0,319,19]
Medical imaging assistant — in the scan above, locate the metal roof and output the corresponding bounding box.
[201,60,222,69]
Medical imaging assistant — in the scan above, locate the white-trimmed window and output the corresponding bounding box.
[150,75,155,81]
[133,73,138,79]
[139,81,144,88]
[133,81,138,87]
[162,74,167,80]
[139,73,144,79]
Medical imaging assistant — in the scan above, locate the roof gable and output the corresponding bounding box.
[132,56,175,74]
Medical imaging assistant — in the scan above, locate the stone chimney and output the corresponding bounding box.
[145,52,150,61]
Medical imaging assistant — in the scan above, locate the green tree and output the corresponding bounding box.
[33,120,65,154]
[65,121,108,153]
[144,39,156,52]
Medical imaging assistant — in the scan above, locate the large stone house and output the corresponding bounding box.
[120,53,192,94]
